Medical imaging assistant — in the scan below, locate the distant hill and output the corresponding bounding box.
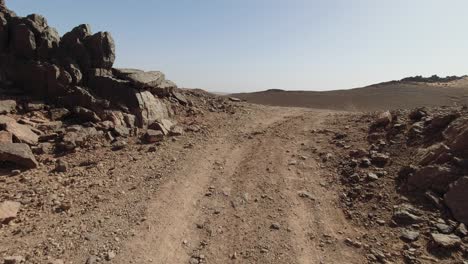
[231,76,468,111]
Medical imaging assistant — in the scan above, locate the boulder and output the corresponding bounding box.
[156,79,177,96]
[373,111,392,127]
[0,143,38,168]
[0,201,21,224]
[430,233,462,248]
[37,26,60,59]
[418,143,450,166]
[370,153,389,167]
[133,91,169,127]
[10,23,36,59]
[85,31,115,69]
[3,121,39,145]
[25,14,48,34]
[60,86,109,112]
[0,100,16,114]
[392,204,424,225]
[408,165,459,193]
[172,90,188,105]
[169,125,184,136]
[65,63,82,84]
[113,68,165,89]
[60,24,92,70]
[149,119,173,135]
[144,129,164,143]
[445,177,468,225]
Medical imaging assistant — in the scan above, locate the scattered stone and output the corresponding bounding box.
[228,97,241,102]
[401,230,420,242]
[105,251,116,261]
[370,153,389,167]
[367,172,379,181]
[111,140,127,151]
[55,159,69,172]
[169,125,184,136]
[270,222,281,230]
[298,191,314,200]
[344,238,362,248]
[436,223,454,234]
[0,143,38,168]
[0,201,21,224]
[393,204,423,225]
[430,233,462,248]
[144,129,164,143]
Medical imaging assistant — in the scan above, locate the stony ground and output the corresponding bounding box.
[1,102,467,264]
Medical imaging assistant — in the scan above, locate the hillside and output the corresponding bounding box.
[232,77,468,111]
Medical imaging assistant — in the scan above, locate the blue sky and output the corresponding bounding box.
[6,0,468,92]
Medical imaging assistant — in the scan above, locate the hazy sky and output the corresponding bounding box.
[6,0,468,92]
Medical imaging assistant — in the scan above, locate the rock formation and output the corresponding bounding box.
[0,2,189,169]
[0,2,179,129]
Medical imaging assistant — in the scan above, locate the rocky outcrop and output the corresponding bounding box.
[0,2,201,171]
[371,107,468,225]
[0,2,181,130]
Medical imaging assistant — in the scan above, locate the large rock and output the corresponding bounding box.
[418,143,450,166]
[0,201,21,224]
[37,26,60,59]
[445,177,468,225]
[373,111,392,127]
[113,68,165,89]
[0,100,16,114]
[10,23,36,59]
[3,121,39,145]
[133,91,169,127]
[60,24,92,70]
[407,165,459,194]
[85,31,115,69]
[0,143,38,168]
[430,233,462,248]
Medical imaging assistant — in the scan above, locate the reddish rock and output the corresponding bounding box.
[4,122,39,145]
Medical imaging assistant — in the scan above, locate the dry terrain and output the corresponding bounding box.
[232,78,468,111]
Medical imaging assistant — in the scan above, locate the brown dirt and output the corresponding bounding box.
[2,99,467,263]
[1,103,371,264]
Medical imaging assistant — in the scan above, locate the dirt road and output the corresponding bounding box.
[115,106,364,264]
